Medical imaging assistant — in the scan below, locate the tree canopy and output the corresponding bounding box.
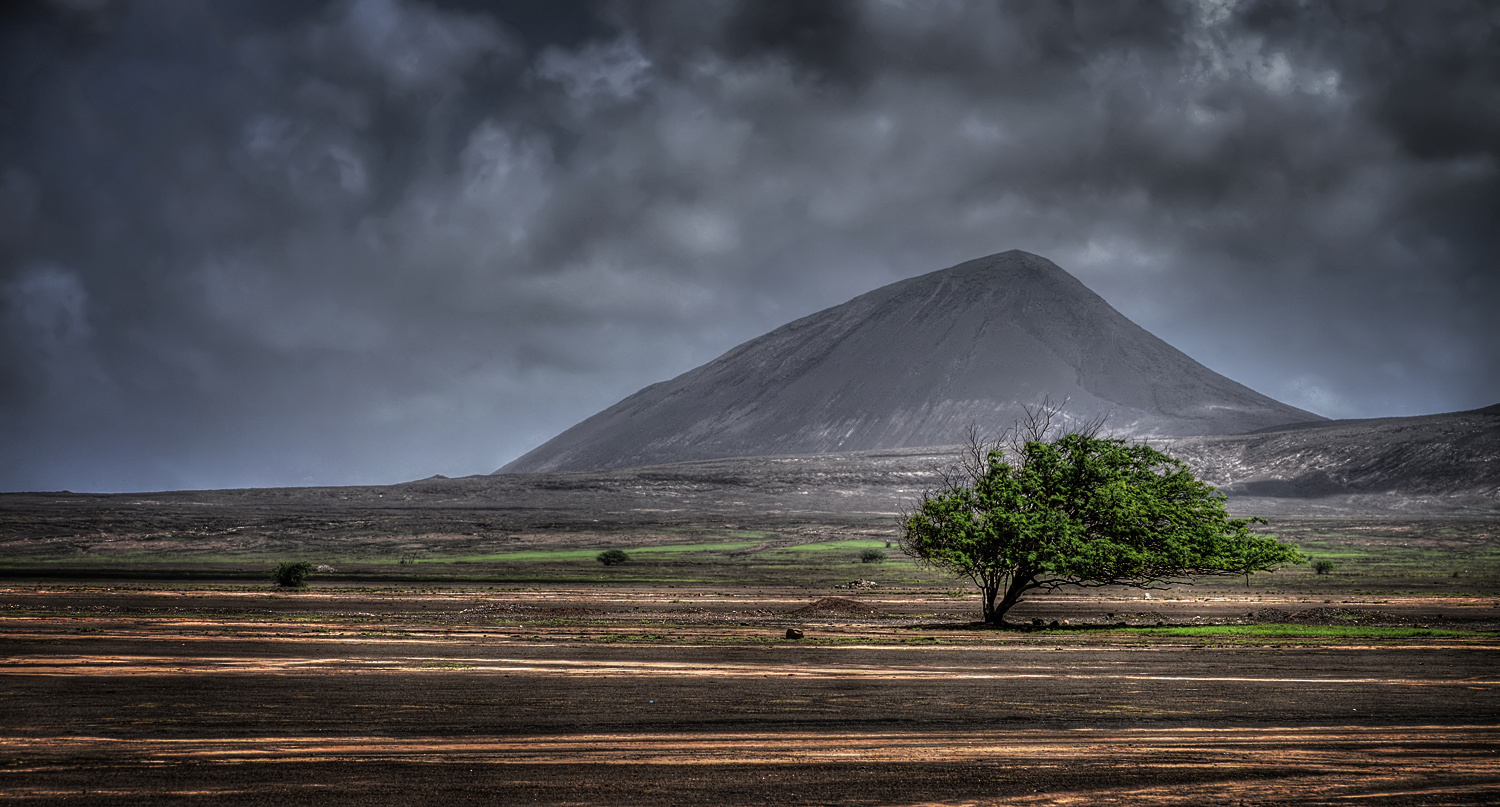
[901,411,1302,624]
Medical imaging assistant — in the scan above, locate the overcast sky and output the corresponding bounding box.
[2,0,1496,492]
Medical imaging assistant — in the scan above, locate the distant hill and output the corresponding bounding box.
[502,251,1319,474]
[1162,403,1500,500]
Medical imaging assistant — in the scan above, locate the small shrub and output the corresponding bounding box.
[1312,559,1335,575]
[597,549,630,566]
[271,561,314,588]
[860,548,887,564]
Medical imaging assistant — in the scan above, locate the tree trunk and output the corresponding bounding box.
[980,583,999,623]
[986,575,1033,625]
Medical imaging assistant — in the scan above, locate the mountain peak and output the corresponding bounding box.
[501,252,1321,474]
[899,249,1077,293]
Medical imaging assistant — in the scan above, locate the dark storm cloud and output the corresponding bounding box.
[1,0,1495,492]
[721,0,862,82]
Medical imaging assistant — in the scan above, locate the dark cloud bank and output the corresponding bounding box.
[1,0,1496,492]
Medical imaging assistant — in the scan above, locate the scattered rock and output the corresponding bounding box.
[315,564,336,573]
[785,597,884,617]
[1254,607,1392,625]
[459,604,602,618]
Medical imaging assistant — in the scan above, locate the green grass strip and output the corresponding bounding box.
[1141,623,1494,639]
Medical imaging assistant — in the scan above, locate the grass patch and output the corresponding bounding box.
[632,541,769,555]
[773,539,896,554]
[585,633,898,646]
[1140,624,1493,640]
[422,540,768,564]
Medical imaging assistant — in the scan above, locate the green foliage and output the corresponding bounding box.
[271,561,314,588]
[596,549,630,566]
[1143,624,1488,640]
[859,548,888,564]
[901,416,1303,624]
[1312,558,1336,575]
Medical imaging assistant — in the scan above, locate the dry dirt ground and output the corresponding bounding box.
[2,584,1498,806]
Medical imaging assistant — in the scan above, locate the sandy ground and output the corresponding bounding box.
[2,585,1498,805]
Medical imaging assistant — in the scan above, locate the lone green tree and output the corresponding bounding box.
[901,406,1302,624]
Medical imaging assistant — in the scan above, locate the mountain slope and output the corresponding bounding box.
[502,250,1320,474]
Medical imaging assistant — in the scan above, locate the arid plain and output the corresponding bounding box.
[2,471,1498,806]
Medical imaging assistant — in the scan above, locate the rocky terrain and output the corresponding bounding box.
[1162,403,1500,512]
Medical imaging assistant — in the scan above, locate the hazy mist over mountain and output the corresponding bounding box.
[2,1,1497,492]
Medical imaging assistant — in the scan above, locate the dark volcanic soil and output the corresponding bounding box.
[3,585,1498,805]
